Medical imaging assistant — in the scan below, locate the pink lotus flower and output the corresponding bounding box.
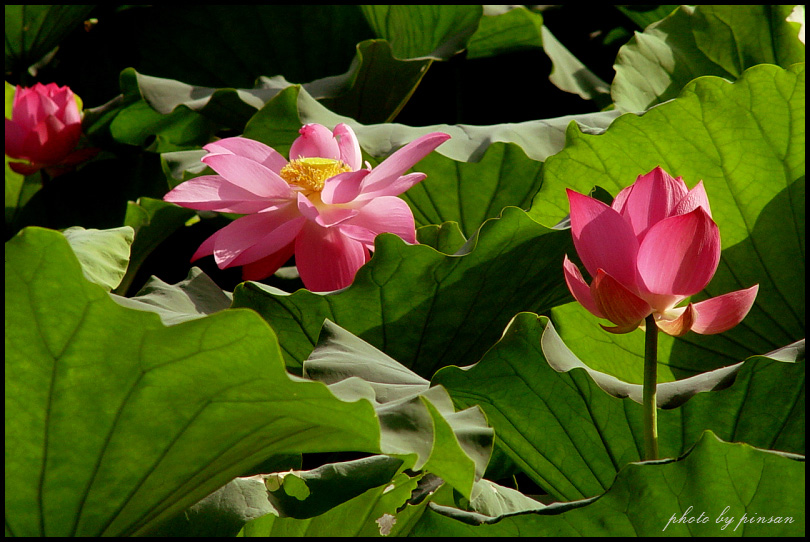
[5,83,96,176]
[165,123,450,292]
[563,166,758,336]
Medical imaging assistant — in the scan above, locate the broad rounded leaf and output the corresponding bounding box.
[4,227,489,536]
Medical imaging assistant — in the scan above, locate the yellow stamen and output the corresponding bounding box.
[279,157,351,194]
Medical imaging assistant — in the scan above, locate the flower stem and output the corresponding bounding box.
[643,314,659,461]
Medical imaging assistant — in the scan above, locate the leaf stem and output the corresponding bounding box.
[643,314,659,460]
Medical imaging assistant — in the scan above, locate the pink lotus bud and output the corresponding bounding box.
[563,166,758,336]
[5,83,96,176]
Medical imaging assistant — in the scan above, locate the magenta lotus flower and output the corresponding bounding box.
[165,123,450,292]
[563,166,758,336]
[5,83,96,176]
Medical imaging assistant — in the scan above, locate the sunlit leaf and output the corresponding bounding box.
[316,40,432,124]
[402,142,543,238]
[612,5,805,112]
[465,6,543,59]
[541,25,610,105]
[62,225,133,291]
[4,227,489,536]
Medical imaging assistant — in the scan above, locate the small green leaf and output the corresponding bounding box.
[466,6,543,59]
[110,267,232,326]
[282,476,310,501]
[62,225,134,291]
[116,196,197,296]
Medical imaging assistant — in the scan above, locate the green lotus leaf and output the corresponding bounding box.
[102,35,433,150]
[464,478,547,518]
[411,432,805,536]
[304,320,493,493]
[152,456,406,537]
[264,455,407,520]
[110,267,232,326]
[465,5,544,59]
[612,5,805,112]
[62,225,134,291]
[402,142,543,237]
[433,313,804,502]
[616,5,679,30]
[315,40,432,124]
[4,227,489,536]
[243,84,621,164]
[360,5,482,60]
[4,5,94,77]
[541,24,611,106]
[540,317,804,409]
[415,222,468,254]
[148,475,277,538]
